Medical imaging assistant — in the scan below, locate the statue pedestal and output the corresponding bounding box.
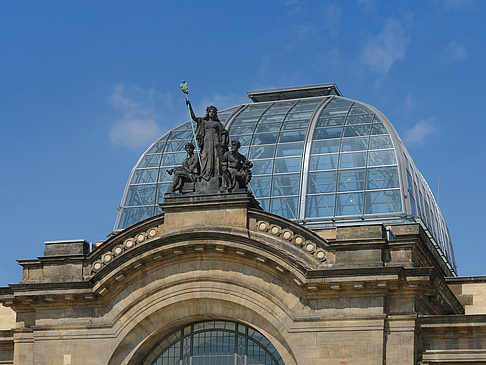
[195,176,220,194]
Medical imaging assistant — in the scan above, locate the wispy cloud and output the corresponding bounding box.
[404,93,415,111]
[360,18,410,74]
[109,83,162,148]
[322,5,341,37]
[447,40,468,61]
[357,0,377,14]
[285,0,306,14]
[403,118,437,146]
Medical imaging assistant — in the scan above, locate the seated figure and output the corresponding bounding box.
[167,143,200,193]
[221,140,253,193]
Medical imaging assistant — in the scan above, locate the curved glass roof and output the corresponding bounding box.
[114,91,456,274]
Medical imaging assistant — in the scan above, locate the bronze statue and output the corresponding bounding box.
[186,100,229,182]
[221,140,253,193]
[167,143,200,193]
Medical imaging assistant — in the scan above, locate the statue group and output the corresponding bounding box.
[168,101,252,195]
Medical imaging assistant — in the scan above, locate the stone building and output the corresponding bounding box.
[1,84,485,364]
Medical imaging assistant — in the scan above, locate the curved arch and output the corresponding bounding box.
[106,295,298,365]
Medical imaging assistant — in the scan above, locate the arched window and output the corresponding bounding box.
[141,320,284,365]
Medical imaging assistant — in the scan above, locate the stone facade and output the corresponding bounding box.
[0,193,484,364]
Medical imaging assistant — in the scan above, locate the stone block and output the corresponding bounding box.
[43,240,89,257]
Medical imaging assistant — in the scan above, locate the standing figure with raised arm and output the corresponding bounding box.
[186,100,229,182]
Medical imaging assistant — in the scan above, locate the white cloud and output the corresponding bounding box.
[109,83,162,148]
[360,19,410,74]
[448,40,467,61]
[322,5,341,37]
[357,0,377,14]
[285,0,306,14]
[404,93,415,111]
[403,118,437,146]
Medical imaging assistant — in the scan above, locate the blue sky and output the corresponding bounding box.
[0,0,485,285]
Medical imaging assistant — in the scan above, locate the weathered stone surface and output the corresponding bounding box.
[0,193,484,364]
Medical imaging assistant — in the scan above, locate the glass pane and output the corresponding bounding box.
[343,124,371,137]
[238,146,249,157]
[278,130,306,143]
[336,192,364,216]
[249,176,272,197]
[316,116,346,127]
[165,140,189,152]
[157,167,173,183]
[325,99,352,109]
[338,169,366,191]
[310,154,338,171]
[125,184,156,206]
[119,206,154,229]
[230,125,256,135]
[270,196,298,219]
[231,134,252,146]
[314,127,343,140]
[349,106,371,115]
[311,139,340,154]
[274,157,301,173]
[339,152,367,169]
[320,108,349,118]
[171,122,191,131]
[132,168,159,184]
[308,171,337,194]
[367,167,400,189]
[275,142,303,157]
[249,145,276,159]
[156,183,171,201]
[272,174,300,196]
[286,111,313,121]
[257,198,269,210]
[252,133,278,145]
[139,154,162,168]
[252,159,274,175]
[293,99,321,111]
[281,120,309,130]
[267,100,296,113]
[368,150,397,166]
[371,123,388,135]
[346,114,374,125]
[365,190,401,214]
[306,194,335,218]
[340,137,369,152]
[147,140,167,154]
[369,135,393,150]
[160,152,186,166]
[259,113,286,123]
[254,123,281,133]
[168,130,193,140]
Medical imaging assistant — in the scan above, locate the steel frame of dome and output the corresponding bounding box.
[114,88,456,275]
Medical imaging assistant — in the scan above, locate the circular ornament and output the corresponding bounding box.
[316,250,326,260]
[258,222,268,231]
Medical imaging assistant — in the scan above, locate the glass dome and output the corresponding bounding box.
[114,85,456,273]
